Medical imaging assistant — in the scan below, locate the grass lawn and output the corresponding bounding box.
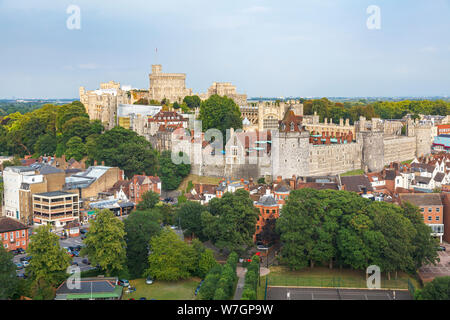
[178,174,223,192]
[340,169,365,177]
[123,278,202,300]
[264,266,419,291]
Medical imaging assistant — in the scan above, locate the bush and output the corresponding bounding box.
[419,276,450,300]
[213,287,228,300]
[241,287,256,300]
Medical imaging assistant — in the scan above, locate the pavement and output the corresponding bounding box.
[233,266,247,300]
[418,242,450,282]
[267,287,412,300]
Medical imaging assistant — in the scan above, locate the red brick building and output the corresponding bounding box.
[254,193,280,244]
[441,193,450,243]
[399,193,444,243]
[109,175,161,205]
[129,175,161,204]
[0,217,29,251]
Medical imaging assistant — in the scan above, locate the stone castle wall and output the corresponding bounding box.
[383,136,416,164]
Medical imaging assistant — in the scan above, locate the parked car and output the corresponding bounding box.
[15,262,23,269]
[117,279,130,287]
[17,273,27,279]
[146,277,153,285]
[139,297,147,300]
[438,246,446,251]
[17,248,25,254]
[22,261,30,267]
[21,256,32,262]
[80,229,87,234]
[82,258,91,265]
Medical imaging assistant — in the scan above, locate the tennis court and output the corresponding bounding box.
[267,287,412,300]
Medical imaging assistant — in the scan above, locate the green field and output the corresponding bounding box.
[262,266,419,291]
[178,174,223,192]
[123,278,202,300]
[340,169,365,177]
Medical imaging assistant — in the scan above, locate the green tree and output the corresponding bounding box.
[145,228,197,281]
[198,249,218,279]
[177,201,208,240]
[158,150,191,190]
[136,191,160,211]
[26,225,71,286]
[65,136,87,161]
[199,95,242,137]
[402,202,440,272]
[419,276,450,300]
[34,133,57,156]
[124,209,162,279]
[91,127,158,178]
[205,189,258,253]
[0,245,19,299]
[183,95,201,109]
[81,209,127,276]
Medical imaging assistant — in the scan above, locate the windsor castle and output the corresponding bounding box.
[79,65,434,181]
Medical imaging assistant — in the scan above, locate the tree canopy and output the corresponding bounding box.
[81,209,127,276]
[199,94,242,137]
[276,189,439,277]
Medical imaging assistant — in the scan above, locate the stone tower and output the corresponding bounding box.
[271,130,310,179]
[357,116,384,173]
[415,125,432,158]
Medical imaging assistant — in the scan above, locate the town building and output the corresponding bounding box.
[254,192,279,244]
[399,193,444,243]
[0,217,29,251]
[3,164,65,225]
[32,191,80,229]
[63,166,124,201]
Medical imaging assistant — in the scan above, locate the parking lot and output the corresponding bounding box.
[419,242,450,282]
[13,226,95,277]
[267,287,412,300]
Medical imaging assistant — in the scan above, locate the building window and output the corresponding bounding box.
[428,208,432,213]
[420,208,424,212]
[436,216,440,221]
[436,207,440,212]
[428,216,432,221]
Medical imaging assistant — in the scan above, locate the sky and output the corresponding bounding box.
[0,0,449,99]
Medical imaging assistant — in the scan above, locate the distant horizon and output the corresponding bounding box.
[1,1,450,99]
[1,95,450,101]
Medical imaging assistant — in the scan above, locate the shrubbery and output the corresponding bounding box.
[241,255,260,300]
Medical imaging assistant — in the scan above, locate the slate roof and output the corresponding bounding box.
[340,175,374,193]
[399,193,443,207]
[256,195,278,207]
[30,163,64,175]
[0,217,28,233]
[434,172,445,183]
[415,176,432,184]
